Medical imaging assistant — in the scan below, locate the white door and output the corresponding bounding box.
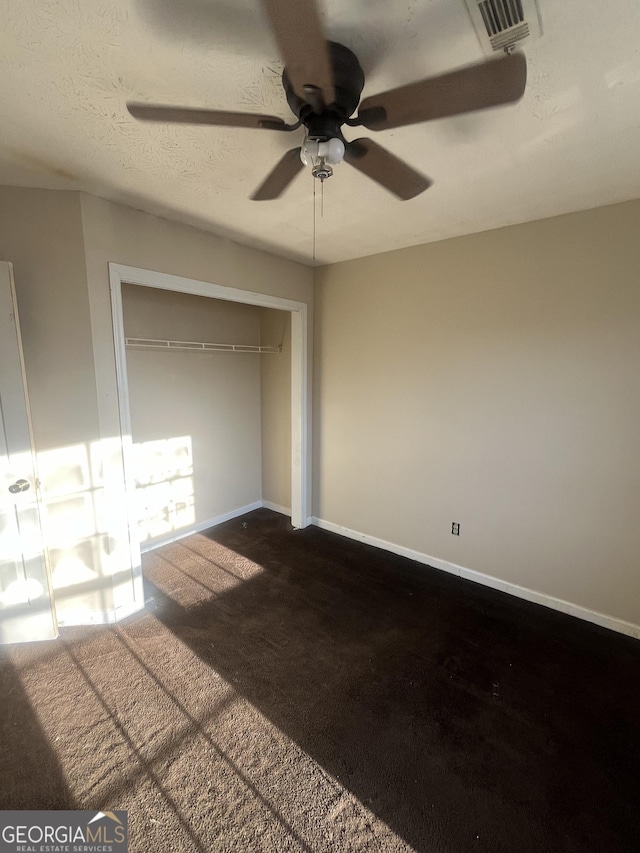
[0,261,57,643]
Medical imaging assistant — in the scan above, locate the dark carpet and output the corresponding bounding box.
[1,508,639,852]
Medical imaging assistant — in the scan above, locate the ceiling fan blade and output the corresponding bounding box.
[344,138,432,200]
[251,147,304,200]
[261,0,334,109]
[356,52,527,130]
[127,103,297,131]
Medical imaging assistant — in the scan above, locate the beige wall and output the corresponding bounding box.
[314,200,640,627]
[0,189,96,450]
[122,285,264,546]
[260,308,291,510]
[0,188,115,623]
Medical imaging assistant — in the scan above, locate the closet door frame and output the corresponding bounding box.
[108,263,311,545]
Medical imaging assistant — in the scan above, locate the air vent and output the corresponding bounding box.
[465,0,541,55]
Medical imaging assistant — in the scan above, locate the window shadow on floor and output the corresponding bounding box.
[142,509,640,853]
[0,655,75,809]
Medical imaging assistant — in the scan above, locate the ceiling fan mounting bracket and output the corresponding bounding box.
[283,41,365,137]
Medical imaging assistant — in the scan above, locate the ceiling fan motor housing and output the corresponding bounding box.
[282,41,365,140]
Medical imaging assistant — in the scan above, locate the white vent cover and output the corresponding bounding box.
[465,0,542,55]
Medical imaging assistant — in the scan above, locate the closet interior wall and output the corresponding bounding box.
[260,308,292,513]
[122,283,265,548]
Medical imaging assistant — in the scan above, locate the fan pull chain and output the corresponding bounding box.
[312,175,316,261]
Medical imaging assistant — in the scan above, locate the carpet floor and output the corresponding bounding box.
[1,508,639,852]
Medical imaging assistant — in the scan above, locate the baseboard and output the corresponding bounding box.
[57,606,136,627]
[311,517,640,642]
[140,501,263,553]
[261,500,291,516]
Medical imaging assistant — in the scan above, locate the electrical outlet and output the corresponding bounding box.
[451,522,460,536]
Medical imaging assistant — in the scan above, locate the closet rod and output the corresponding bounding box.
[125,337,281,354]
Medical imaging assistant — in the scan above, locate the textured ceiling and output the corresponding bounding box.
[1,0,639,265]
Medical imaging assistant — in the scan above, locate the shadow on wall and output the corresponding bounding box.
[131,436,194,544]
[2,439,135,625]
[37,440,132,604]
[1,436,194,627]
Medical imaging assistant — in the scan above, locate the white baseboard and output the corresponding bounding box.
[140,501,263,553]
[262,500,291,516]
[57,606,137,627]
[311,516,640,642]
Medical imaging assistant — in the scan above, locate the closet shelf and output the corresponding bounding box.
[125,337,281,354]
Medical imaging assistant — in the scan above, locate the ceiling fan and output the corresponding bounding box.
[127,0,527,201]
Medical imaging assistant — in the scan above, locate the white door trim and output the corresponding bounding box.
[108,263,311,556]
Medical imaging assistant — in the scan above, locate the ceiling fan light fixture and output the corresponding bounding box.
[300,136,345,166]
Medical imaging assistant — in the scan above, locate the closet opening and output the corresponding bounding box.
[108,264,310,571]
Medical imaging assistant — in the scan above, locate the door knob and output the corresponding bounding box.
[8,479,30,494]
